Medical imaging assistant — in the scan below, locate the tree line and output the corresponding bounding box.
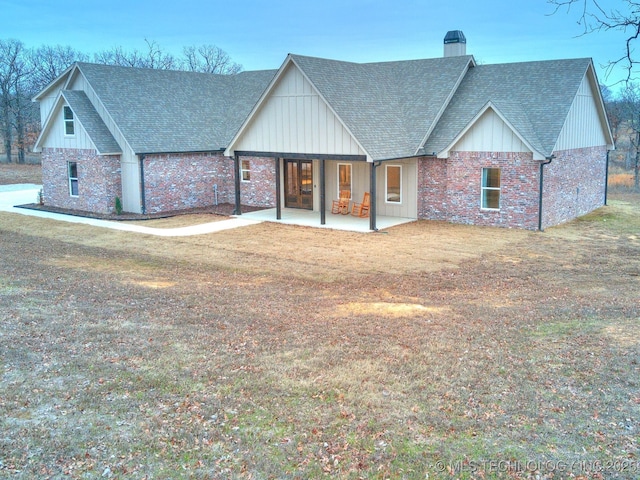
[0,39,243,164]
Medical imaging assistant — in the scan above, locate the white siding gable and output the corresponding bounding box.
[41,102,97,151]
[230,63,366,157]
[451,108,530,153]
[554,74,608,151]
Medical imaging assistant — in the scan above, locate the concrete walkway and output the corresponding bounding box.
[0,184,262,236]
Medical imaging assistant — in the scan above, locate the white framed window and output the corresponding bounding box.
[481,167,501,209]
[241,160,251,182]
[337,163,352,198]
[68,161,78,196]
[385,165,401,203]
[63,106,75,136]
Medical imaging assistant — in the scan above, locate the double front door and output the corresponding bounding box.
[284,159,313,209]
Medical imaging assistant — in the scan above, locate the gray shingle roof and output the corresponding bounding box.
[290,54,474,160]
[61,90,121,154]
[76,62,276,154]
[423,58,592,157]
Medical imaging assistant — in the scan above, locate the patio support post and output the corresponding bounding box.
[320,159,326,225]
[233,153,242,215]
[275,157,281,220]
[370,161,378,231]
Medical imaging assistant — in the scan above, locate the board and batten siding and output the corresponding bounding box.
[324,160,370,208]
[43,102,97,151]
[375,159,418,218]
[554,74,608,151]
[451,108,530,153]
[39,91,60,128]
[232,63,366,157]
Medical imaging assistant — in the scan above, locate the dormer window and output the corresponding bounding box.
[63,106,75,135]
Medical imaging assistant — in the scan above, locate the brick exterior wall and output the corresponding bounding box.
[142,153,276,214]
[238,156,277,208]
[417,147,607,230]
[417,156,448,221]
[41,147,121,214]
[541,145,607,230]
[419,151,541,230]
[142,152,235,214]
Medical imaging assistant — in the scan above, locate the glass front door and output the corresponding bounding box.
[284,159,313,209]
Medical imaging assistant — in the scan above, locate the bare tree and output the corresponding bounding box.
[618,82,640,189]
[182,44,242,74]
[548,0,640,83]
[0,37,244,160]
[94,39,178,70]
[0,39,25,163]
[30,45,88,92]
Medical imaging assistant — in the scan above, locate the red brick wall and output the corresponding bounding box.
[417,147,607,230]
[41,147,121,214]
[541,145,607,229]
[417,156,448,220]
[142,153,276,214]
[142,152,235,213]
[419,152,541,229]
[238,156,277,207]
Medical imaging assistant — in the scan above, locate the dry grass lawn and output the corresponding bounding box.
[1,164,639,478]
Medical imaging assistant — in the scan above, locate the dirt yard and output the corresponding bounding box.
[1,164,639,478]
[0,163,42,185]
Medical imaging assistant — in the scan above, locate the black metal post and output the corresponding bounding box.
[320,159,326,225]
[275,157,281,220]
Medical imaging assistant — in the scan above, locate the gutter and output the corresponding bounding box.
[538,155,554,232]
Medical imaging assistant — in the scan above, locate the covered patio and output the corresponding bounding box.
[235,208,415,233]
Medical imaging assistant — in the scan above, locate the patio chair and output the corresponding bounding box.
[351,192,370,218]
[331,190,351,214]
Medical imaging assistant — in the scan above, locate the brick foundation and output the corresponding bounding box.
[41,147,121,214]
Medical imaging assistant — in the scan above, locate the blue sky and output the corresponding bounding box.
[2,0,631,92]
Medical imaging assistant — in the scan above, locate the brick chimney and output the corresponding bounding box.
[444,30,466,57]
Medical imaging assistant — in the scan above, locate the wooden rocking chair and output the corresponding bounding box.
[331,190,351,215]
[351,192,370,218]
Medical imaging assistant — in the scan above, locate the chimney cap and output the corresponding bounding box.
[444,30,466,44]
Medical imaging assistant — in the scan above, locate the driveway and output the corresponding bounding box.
[0,184,262,236]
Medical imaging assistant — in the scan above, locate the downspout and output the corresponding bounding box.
[370,161,380,231]
[233,153,241,215]
[139,154,146,214]
[604,150,609,206]
[538,155,554,232]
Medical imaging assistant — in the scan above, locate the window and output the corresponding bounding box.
[481,167,501,209]
[386,165,401,203]
[241,160,251,182]
[63,106,75,136]
[337,163,352,198]
[68,162,78,196]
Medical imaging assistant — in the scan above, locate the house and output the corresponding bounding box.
[33,31,614,231]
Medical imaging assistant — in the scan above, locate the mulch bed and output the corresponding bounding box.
[15,203,266,221]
